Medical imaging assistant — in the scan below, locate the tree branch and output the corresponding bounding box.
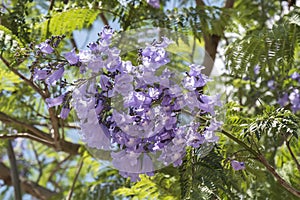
[66,157,84,200]
[7,140,22,200]
[195,0,235,76]
[99,13,109,26]
[0,162,58,200]
[0,55,47,99]
[221,129,300,198]
[0,111,81,155]
[286,139,300,172]
[257,154,300,198]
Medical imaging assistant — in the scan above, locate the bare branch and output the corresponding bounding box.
[221,129,300,198]
[286,139,300,172]
[258,154,300,198]
[0,162,57,200]
[7,140,22,200]
[0,55,47,99]
[30,141,43,183]
[0,112,49,140]
[195,0,235,76]
[66,157,84,200]
[100,13,109,26]
[0,111,81,155]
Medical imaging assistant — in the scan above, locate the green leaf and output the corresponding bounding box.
[0,25,23,54]
[40,8,99,39]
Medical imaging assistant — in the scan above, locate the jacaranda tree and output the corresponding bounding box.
[0,0,299,199]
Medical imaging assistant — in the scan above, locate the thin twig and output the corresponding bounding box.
[70,33,78,50]
[49,0,55,12]
[30,141,43,183]
[7,140,22,200]
[286,139,300,172]
[66,157,84,200]
[99,13,109,26]
[0,55,47,98]
[221,128,300,197]
[48,154,73,183]
[0,133,54,146]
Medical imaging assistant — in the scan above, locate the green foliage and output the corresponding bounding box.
[0,25,22,54]
[246,107,300,140]
[1,1,300,200]
[113,170,180,200]
[40,8,99,39]
[226,9,300,77]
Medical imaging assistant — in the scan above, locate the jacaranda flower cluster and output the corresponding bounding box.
[32,26,223,181]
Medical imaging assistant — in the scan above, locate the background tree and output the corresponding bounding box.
[0,0,299,199]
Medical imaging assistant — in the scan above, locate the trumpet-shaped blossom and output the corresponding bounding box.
[46,66,65,86]
[45,94,65,108]
[36,42,54,54]
[231,160,246,171]
[64,49,79,65]
[147,0,160,8]
[33,69,49,80]
[60,107,70,119]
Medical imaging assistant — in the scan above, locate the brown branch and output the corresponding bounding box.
[0,55,47,99]
[257,154,300,198]
[48,107,61,149]
[286,140,300,172]
[0,112,80,155]
[99,13,109,26]
[0,133,54,146]
[196,0,235,76]
[70,33,78,50]
[30,141,44,183]
[7,140,22,200]
[195,0,205,6]
[66,157,84,200]
[48,154,73,184]
[0,132,80,155]
[49,0,55,12]
[30,122,80,129]
[0,112,49,141]
[221,128,300,198]
[0,162,57,200]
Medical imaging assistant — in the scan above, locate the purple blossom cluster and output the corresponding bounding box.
[33,27,224,181]
[270,72,300,113]
[146,0,160,8]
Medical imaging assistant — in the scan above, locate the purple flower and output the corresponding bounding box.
[100,75,110,91]
[101,27,114,41]
[113,74,133,95]
[81,122,111,150]
[142,46,170,69]
[231,160,245,171]
[188,64,205,77]
[198,94,222,115]
[87,42,98,52]
[33,69,49,80]
[278,93,289,107]
[45,94,65,108]
[289,89,300,112]
[203,131,219,143]
[254,65,260,75]
[267,80,275,90]
[36,42,54,54]
[64,49,79,65]
[46,66,65,86]
[147,0,160,8]
[60,107,70,119]
[291,72,300,80]
[186,125,205,148]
